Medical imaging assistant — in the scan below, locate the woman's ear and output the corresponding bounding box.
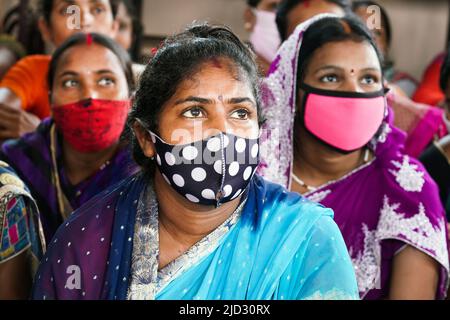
[38,17,53,44]
[133,121,156,159]
[111,19,120,38]
[244,7,256,32]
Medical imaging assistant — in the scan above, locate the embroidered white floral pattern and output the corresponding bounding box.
[304,288,359,300]
[389,156,425,192]
[306,190,331,203]
[351,196,449,296]
[350,224,381,296]
[377,196,449,269]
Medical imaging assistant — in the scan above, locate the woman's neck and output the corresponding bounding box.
[154,170,241,268]
[62,140,119,186]
[293,125,370,190]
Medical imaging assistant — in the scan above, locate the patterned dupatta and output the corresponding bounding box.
[0,162,44,273]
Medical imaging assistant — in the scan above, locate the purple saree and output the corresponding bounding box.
[0,118,139,246]
[257,15,450,299]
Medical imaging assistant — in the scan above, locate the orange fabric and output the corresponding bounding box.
[0,55,51,119]
[412,53,446,107]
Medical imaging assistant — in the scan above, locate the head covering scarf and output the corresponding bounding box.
[257,14,450,299]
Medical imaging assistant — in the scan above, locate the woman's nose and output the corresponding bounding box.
[80,10,94,30]
[81,86,99,100]
[341,78,364,93]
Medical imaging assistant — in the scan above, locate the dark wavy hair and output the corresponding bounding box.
[276,0,352,41]
[247,0,262,7]
[126,23,263,177]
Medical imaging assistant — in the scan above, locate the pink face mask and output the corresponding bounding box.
[249,9,281,64]
[300,83,387,153]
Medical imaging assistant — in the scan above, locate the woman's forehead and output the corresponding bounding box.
[306,40,381,72]
[53,0,111,8]
[56,44,122,75]
[180,69,252,94]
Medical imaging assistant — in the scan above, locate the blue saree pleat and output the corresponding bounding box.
[105,175,359,300]
[32,173,358,300]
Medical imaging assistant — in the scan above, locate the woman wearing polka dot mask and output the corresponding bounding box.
[32,23,359,300]
[138,122,261,207]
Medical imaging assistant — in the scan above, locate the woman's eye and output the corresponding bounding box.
[98,77,115,86]
[182,107,204,118]
[92,6,105,15]
[361,75,378,85]
[320,75,338,83]
[231,108,250,120]
[59,6,70,15]
[62,79,78,88]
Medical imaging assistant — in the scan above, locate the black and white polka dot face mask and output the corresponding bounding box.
[148,130,260,207]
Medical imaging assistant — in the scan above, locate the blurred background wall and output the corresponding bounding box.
[1,0,449,80]
[142,0,449,80]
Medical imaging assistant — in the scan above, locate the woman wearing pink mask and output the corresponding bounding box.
[0,33,139,253]
[259,14,449,299]
[244,0,282,75]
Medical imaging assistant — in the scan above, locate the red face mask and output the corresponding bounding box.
[52,98,131,153]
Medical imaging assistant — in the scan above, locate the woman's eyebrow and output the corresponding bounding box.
[360,67,382,73]
[95,69,116,75]
[174,96,214,105]
[58,0,76,8]
[314,65,343,73]
[314,66,381,73]
[226,97,256,108]
[58,71,78,78]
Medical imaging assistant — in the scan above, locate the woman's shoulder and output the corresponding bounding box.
[0,163,38,262]
[48,174,139,250]
[0,194,31,263]
[252,174,334,228]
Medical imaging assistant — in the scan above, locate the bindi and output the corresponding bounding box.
[211,58,223,69]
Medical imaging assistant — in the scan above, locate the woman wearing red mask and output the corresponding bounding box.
[259,15,449,299]
[0,33,139,253]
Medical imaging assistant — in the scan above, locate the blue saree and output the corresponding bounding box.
[32,173,359,300]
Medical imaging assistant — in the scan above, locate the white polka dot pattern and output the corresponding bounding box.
[150,131,260,206]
